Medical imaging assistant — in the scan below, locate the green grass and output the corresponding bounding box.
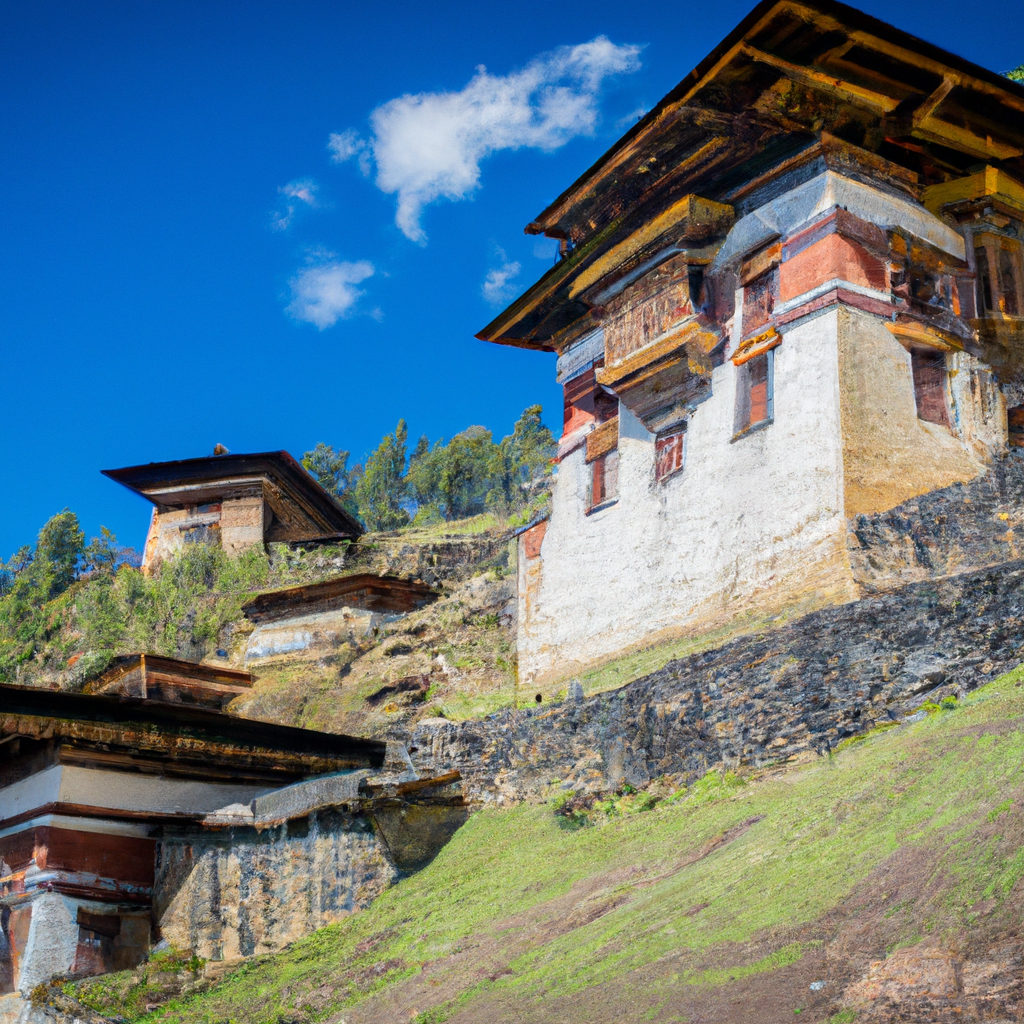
[71,664,1024,1023]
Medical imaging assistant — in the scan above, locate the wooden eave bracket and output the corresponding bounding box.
[922,167,1024,218]
[597,318,721,391]
[732,328,782,366]
[886,317,965,352]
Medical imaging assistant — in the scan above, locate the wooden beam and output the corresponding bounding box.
[740,43,898,113]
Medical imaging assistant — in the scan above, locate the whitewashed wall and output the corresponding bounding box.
[518,307,852,685]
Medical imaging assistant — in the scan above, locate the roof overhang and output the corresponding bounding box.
[102,451,363,541]
[477,0,1024,351]
[242,573,440,624]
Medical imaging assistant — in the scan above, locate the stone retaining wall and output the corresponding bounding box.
[405,558,1024,801]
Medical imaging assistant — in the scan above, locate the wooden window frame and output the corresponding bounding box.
[910,347,950,427]
[585,417,619,512]
[655,428,686,483]
[974,234,1024,317]
[733,348,775,439]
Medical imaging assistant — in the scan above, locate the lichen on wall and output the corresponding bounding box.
[155,810,396,959]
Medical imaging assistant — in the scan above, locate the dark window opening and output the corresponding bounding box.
[911,349,949,426]
[734,350,774,435]
[590,450,619,508]
[743,267,778,337]
[655,429,686,483]
[976,246,994,312]
[999,247,1020,316]
[1008,405,1024,447]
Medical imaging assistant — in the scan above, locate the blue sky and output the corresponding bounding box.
[1,0,1020,555]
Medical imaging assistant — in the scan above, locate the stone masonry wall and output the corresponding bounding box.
[155,810,395,960]
[405,557,1024,802]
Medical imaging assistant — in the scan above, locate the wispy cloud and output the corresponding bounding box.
[272,178,321,231]
[286,254,375,329]
[482,250,522,306]
[330,37,641,244]
[615,105,648,130]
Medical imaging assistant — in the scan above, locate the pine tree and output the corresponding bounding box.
[355,420,410,531]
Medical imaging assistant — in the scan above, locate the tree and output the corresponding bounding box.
[355,420,410,531]
[33,509,85,599]
[81,527,139,577]
[1008,64,1024,83]
[302,443,362,518]
[487,405,556,513]
[407,427,498,520]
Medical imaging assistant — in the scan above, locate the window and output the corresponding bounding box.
[911,349,949,426]
[976,246,994,312]
[585,417,619,510]
[743,268,778,336]
[591,450,619,507]
[734,349,774,435]
[999,248,1021,316]
[1008,405,1024,447]
[975,237,1023,316]
[655,429,685,482]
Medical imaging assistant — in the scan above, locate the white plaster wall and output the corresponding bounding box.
[245,607,394,665]
[519,308,851,684]
[0,766,273,823]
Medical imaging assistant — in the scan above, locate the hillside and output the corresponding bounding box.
[0,515,522,737]
[67,667,1024,1023]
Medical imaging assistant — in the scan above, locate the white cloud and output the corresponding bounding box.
[286,257,375,329]
[482,252,522,306]
[272,178,321,231]
[331,36,641,243]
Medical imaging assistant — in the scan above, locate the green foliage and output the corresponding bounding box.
[1007,64,1024,83]
[301,443,362,518]
[0,531,273,685]
[486,404,556,515]
[356,419,410,531]
[314,405,555,529]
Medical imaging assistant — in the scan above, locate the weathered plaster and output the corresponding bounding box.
[519,307,853,685]
[837,306,999,515]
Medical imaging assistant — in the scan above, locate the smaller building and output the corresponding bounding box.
[0,666,386,996]
[83,654,253,711]
[240,574,439,666]
[102,451,363,572]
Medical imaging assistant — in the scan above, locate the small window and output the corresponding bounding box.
[591,450,619,508]
[655,429,685,482]
[734,349,774,435]
[999,247,1021,316]
[911,349,949,426]
[743,267,778,336]
[1008,405,1024,447]
[976,246,994,312]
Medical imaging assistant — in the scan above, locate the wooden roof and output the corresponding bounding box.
[478,0,1024,350]
[242,574,440,624]
[102,451,363,542]
[83,654,252,711]
[0,682,385,782]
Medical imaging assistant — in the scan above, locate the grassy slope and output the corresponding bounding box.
[75,666,1024,1023]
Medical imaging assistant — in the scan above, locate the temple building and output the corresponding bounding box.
[479,0,1024,684]
[241,575,439,667]
[0,667,460,1002]
[102,451,362,572]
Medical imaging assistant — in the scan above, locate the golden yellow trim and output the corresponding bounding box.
[731,328,782,366]
[596,319,718,388]
[886,320,964,352]
[923,167,1024,216]
[569,191,733,300]
[585,418,619,463]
